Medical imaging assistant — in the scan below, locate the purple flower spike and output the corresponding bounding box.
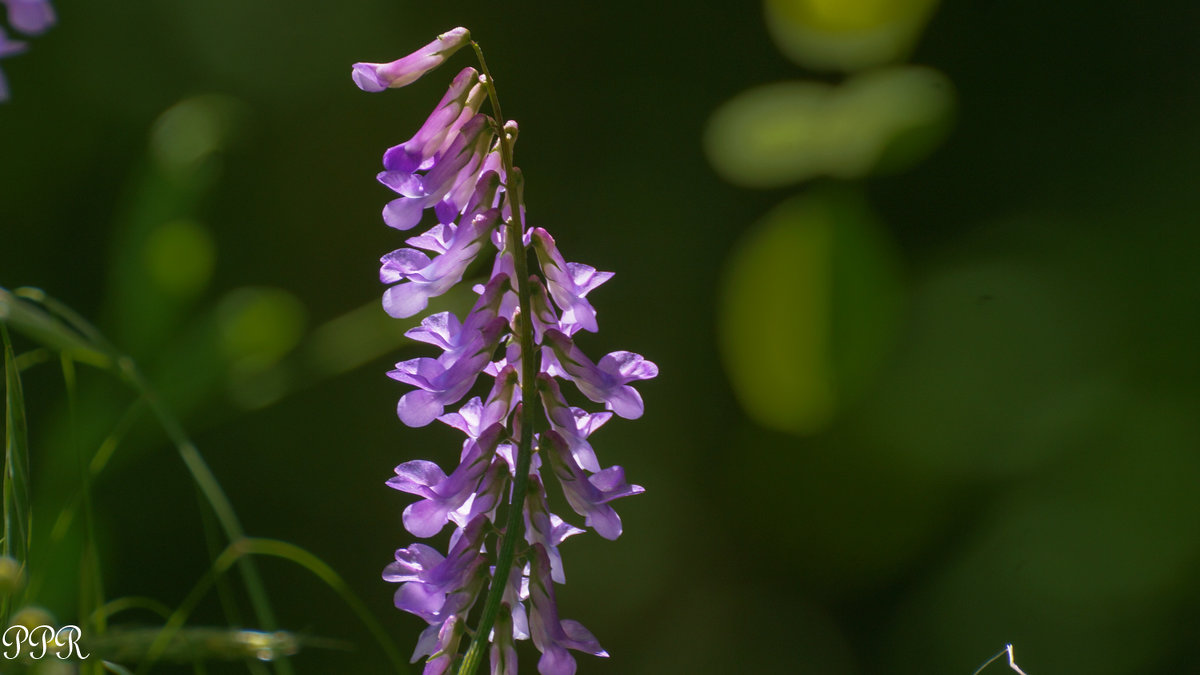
[544,431,642,541]
[543,330,658,420]
[352,27,471,92]
[529,545,608,675]
[387,424,504,536]
[360,31,652,673]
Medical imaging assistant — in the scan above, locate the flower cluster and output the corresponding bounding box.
[0,0,54,101]
[354,28,656,675]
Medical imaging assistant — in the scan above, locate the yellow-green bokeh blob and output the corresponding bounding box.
[141,219,216,298]
[216,287,306,374]
[719,189,903,434]
[705,66,953,188]
[150,94,244,174]
[765,0,939,71]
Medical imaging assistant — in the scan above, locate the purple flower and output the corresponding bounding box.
[385,516,489,621]
[352,27,471,92]
[543,431,643,541]
[379,114,491,231]
[537,374,609,473]
[380,207,501,319]
[525,474,584,583]
[362,28,655,675]
[386,424,504,536]
[439,365,520,439]
[489,605,520,675]
[412,614,464,675]
[383,67,486,174]
[528,545,608,675]
[531,228,612,335]
[543,330,658,420]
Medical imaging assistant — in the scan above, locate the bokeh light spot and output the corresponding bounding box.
[719,189,903,434]
[140,219,216,298]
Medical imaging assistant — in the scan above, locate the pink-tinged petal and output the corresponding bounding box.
[438,396,483,436]
[405,312,461,350]
[397,389,445,426]
[383,281,432,319]
[381,247,433,282]
[604,384,644,420]
[407,223,455,254]
[378,170,427,197]
[599,351,659,381]
[584,502,622,540]
[387,459,446,497]
[383,543,444,582]
[589,466,643,500]
[404,499,454,538]
[566,263,613,295]
[394,581,446,620]
[559,621,607,657]
[537,647,576,675]
[383,196,426,230]
[383,67,479,173]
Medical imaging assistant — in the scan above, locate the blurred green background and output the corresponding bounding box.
[3,0,1200,673]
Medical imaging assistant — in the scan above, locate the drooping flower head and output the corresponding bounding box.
[354,28,655,675]
[0,0,55,101]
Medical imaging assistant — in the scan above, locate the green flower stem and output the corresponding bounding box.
[455,42,540,675]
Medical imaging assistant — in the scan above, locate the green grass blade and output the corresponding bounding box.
[2,324,33,618]
[92,596,174,624]
[0,287,111,368]
[139,538,408,675]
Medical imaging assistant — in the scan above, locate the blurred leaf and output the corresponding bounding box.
[765,0,939,71]
[706,66,954,188]
[719,188,903,434]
